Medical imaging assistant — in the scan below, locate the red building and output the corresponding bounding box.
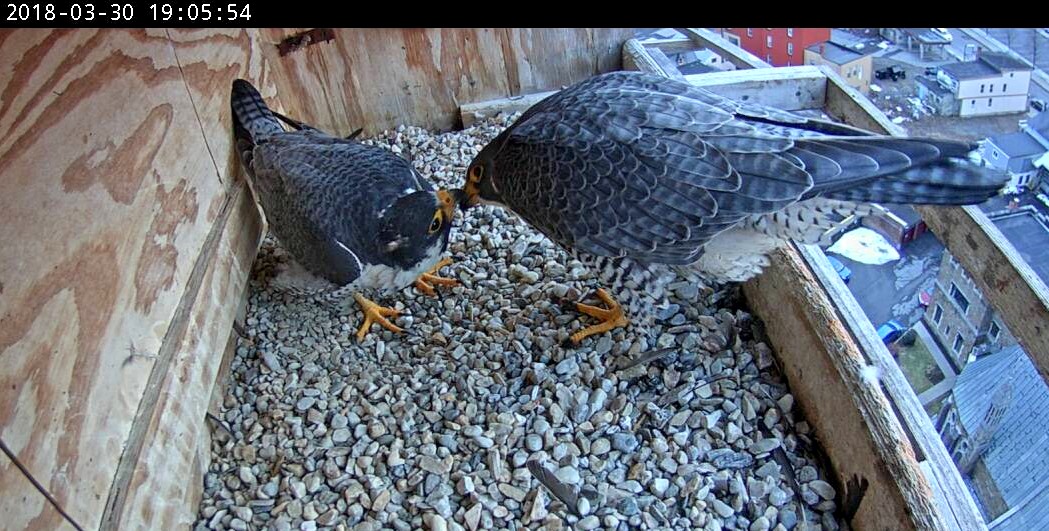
[720,28,831,67]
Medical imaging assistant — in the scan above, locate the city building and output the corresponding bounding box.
[923,253,1017,370]
[719,28,830,67]
[934,346,1049,528]
[803,30,880,94]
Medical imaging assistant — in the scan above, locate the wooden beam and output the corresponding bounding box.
[744,248,941,530]
[109,181,262,530]
[685,66,827,111]
[639,36,697,55]
[675,27,771,69]
[647,47,686,82]
[796,245,986,530]
[459,90,556,128]
[622,38,684,81]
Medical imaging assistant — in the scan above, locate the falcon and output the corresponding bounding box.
[231,79,461,341]
[458,71,1007,345]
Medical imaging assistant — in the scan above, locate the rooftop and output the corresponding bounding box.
[990,211,1049,284]
[979,52,1032,72]
[952,346,1049,509]
[916,75,953,97]
[941,51,1034,81]
[807,30,879,65]
[899,28,953,45]
[941,61,1001,81]
[678,61,718,75]
[987,131,1047,158]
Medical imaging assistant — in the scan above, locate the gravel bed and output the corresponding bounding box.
[195,115,843,531]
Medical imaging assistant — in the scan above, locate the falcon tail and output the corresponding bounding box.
[230,79,285,169]
[796,137,1009,206]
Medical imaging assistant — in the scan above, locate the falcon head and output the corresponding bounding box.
[378,189,462,265]
[461,148,502,210]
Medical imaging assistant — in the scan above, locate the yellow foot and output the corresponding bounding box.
[413,257,459,296]
[569,288,630,345]
[354,293,403,342]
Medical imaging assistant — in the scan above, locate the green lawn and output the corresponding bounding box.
[894,336,944,395]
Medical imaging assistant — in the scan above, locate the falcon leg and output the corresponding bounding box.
[413,256,459,296]
[569,288,630,345]
[353,292,403,342]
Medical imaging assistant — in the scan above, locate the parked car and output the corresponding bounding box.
[827,255,852,284]
[877,320,907,345]
[932,28,953,42]
[1032,98,1047,112]
[875,65,907,82]
[924,66,939,76]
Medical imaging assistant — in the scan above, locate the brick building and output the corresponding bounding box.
[719,28,830,67]
[923,253,1017,370]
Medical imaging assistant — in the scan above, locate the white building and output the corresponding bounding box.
[936,52,1032,117]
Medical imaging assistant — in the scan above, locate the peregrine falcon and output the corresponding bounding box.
[458,71,1007,345]
[231,79,461,341]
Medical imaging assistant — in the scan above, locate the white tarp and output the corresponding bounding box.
[828,227,901,265]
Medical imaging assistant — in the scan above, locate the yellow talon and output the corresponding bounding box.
[569,288,630,345]
[414,256,459,296]
[354,293,403,342]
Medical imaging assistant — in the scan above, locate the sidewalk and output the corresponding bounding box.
[913,320,959,406]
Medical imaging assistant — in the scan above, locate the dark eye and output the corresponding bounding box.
[428,211,443,234]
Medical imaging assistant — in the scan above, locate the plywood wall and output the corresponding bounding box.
[259,28,632,136]
[0,28,269,530]
[0,27,632,529]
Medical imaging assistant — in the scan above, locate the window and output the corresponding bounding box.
[993,150,999,160]
[981,84,985,93]
[787,42,794,56]
[787,28,794,37]
[767,35,773,48]
[989,98,993,107]
[1003,83,1007,92]
[856,66,863,79]
[934,304,944,324]
[953,334,964,353]
[747,28,753,37]
[950,282,970,314]
[972,100,976,107]
[945,325,952,337]
[766,54,772,63]
[989,84,994,93]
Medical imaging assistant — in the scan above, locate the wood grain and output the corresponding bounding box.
[257,28,630,136]
[112,183,262,530]
[0,29,230,528]
[744,248,938,530]
[0,450,78,530]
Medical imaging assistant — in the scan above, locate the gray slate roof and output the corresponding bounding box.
[942,61,1000,80]
[980,52,1032,72]
[991,480,1049,531]
[953,346,1049,511]
[942,51,1033,81]
[987,131,1047,159]
[807,29,879,65]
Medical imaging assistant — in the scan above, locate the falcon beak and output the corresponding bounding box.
[461,180,481,210]
[437,189,459,220]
